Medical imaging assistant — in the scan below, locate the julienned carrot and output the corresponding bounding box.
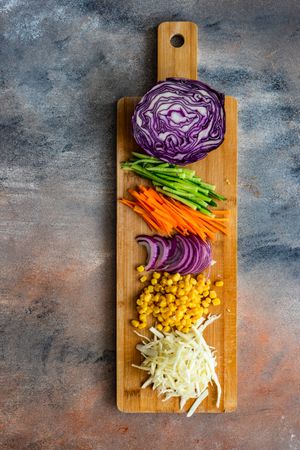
[120,186,230,241]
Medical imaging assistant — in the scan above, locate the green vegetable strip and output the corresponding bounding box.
[150,172,185,182]
[171,182,199,194]
[131,151,158,161]
[147,167,184,173]
[197,181,216,191]
[129,166,188,192]
[152,182,209,207]
[208,199,218,207]
[162,186,208,207]
[209,191,227,201]
[155,188,198,210]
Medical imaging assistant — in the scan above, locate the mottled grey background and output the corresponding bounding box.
[0,1,299,449]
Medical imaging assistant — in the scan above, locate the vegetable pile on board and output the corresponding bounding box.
[136,234,212,274]
[122,152,225,216]
[120,77,228,415]
[121,186,229,241]
[131,270,222,332]
[133,315,221,417]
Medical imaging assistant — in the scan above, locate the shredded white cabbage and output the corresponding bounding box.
[133,315,221,417]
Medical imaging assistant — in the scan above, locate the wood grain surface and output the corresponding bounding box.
[117,22,237,413]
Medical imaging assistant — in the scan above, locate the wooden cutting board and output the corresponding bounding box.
[116,22,237,413]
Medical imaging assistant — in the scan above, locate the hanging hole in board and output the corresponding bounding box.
[170,34,184,48]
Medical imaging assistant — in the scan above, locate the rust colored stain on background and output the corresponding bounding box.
[1,0,300,449]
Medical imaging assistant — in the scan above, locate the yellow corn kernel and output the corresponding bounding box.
[212,298,221,306]
[203,308,209,314]
[166,293,175,302]
[170,286,177,294]
[169,304,176,312]
[178,281,185,288]
[131,320,139,328]
[163,326,170,332]
[172,273,181,282]
[163,272,169,277]
[136,299,143,306]
[152,272,160,279]
[202,300,210,308]
[156,324,163,331]
[151,278,157,285]
[139,314,147,321]
[215,280,224,287]
[203,290,209,297]
[140,275,147,283]
[160,298,167,308]
[139,322,147,329]
[190,278,197,285]
[161,278,167,286]
[182,327,190,333]
[144,294,152,302]
[157,315,164,322]
[209,290,217,299]
[167,279,173,286]
[177,289,185,297]
[147,285,154,293]
[136,265,145,272]
[153,306,160,314]
[154,285,161,292]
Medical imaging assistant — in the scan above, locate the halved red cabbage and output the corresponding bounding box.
[132,78,225,165]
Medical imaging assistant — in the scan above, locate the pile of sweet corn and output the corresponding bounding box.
[131,267,223,333]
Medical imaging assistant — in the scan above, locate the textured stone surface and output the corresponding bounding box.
[0,1,300,449]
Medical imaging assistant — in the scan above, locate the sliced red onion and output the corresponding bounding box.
[188,235,211,274]
[153,236,172,270]
[136,234,212,275]
[160,235,183,271]
[172,235,195,275]
[136,235,159,270]
[187,235,203,273]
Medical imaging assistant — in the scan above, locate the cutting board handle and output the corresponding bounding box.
[157,21,198,81]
